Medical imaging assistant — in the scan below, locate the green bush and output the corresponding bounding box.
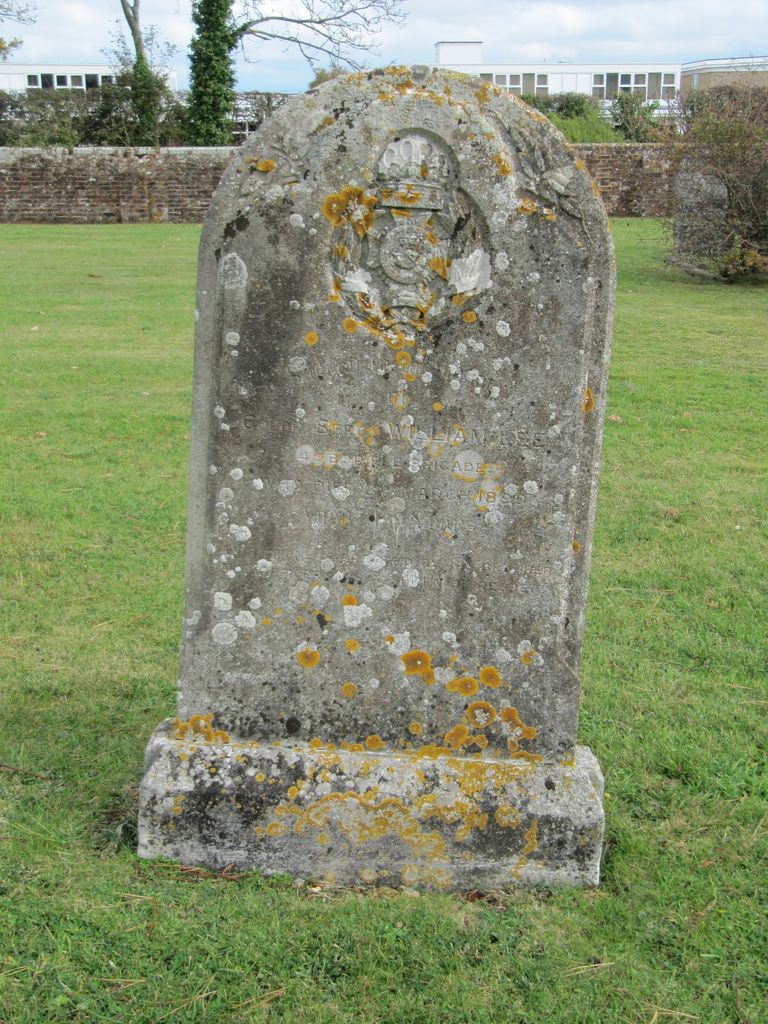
[0,81,188,147]
[611,93,661,142]
[550,110,623,143]
[520,91,623,142]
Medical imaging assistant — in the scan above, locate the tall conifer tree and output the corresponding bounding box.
[188,0,236,145]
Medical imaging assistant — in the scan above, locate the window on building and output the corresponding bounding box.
[536,73,548,97]
[648,72,662,100]
[619,72,632,94]
[70,75,83,88]
[85,74,99,89]
[522,72,535,95]
[606,73,619,98]
[101,75,113,85]
[509,74,521,95]
[494,74,506,85]
[27,74,39,87]
[56,75,68,87]
[41,73,54,89]
[592,73,605,99]
[662,73,676,99]
[633,73,646,96]
[479,73,492,82]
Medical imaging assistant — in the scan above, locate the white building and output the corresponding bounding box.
[434,42,680,106]
[0,63,178,92]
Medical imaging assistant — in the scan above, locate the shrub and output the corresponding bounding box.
[519,91,623,142]
[0,81,188,147]
[611,93,661,142]
[670,84,768,279]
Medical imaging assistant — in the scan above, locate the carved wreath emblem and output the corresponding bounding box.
[324,133,491,342]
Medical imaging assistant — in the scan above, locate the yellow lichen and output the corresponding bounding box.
[466,700,497,729]
[495,804,521,829]
[517,197,538,216]
[581,387,595,414]
[400,649,435,685]
[175,714,229,743]
[322,185,378,237]
[447,675,479,697]
[495,154,513,177]
[304,331,319,346]
[297,647,321,669]
[340,681,358,699]
[511,820,539,878]
[444,723,470,749]
[500,706,538,740]
[341,593,358,606]
[461,310,477,324]
[428,255,450,280]
[408,721,423,736]
[478,665,502,689]
[343,317,359,334]
[365,734,386,751]
[255,158,276,173]
[344,638,361,653]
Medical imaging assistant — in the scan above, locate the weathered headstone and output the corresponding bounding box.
[139,66,614,888]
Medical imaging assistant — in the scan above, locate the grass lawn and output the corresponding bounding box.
[0,220,765,1024]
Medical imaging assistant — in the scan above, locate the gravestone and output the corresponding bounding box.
[138,66,614,888]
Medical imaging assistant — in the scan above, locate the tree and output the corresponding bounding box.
[185,0,403,144]
[118,0,175,145]
[188,0,237,145]
[231,0,405,70]
[0,0,37,62]
[308,63,344,89]
[669,84,768,280]
[610,92,660,142]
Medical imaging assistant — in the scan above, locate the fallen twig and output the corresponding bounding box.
[562,960,614,976]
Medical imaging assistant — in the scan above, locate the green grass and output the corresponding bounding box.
[0,221,766,1023]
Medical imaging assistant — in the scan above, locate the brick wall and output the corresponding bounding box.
[574,144,672,217]
[0,147,238,224]
[0,143,672,224]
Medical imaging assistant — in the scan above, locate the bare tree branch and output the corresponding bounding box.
[0,1,37,24]
[232,0,405,69]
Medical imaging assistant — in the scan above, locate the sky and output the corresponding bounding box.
[5,0,768,93]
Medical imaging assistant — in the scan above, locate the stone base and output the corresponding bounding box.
[138,721,604,890]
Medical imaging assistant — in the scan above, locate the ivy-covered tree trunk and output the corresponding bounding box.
[188,0,236,145]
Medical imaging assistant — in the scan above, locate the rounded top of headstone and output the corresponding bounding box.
[210,66,611,247]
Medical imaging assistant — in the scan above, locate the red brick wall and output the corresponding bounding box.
[0,143,672,224]
[0,147,238,224]
[574,144,672,217]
